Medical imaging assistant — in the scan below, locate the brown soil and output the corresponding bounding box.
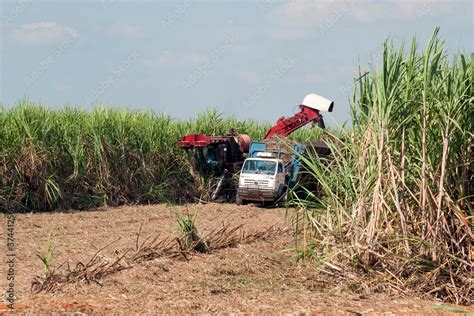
[0,203,472,315]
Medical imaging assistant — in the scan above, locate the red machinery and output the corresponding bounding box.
[263,104,326,140]
[178,130,251,175]
[177,93,333,200]
[262,93,333,139]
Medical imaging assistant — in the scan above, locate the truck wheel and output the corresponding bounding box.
[275,188,288,207]
[276,195,287,207]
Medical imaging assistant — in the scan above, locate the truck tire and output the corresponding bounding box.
[276,192,288,207]
[277,185,287,199]
[274,185,287,207]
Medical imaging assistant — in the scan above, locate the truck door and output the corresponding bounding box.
[276,163,285,194]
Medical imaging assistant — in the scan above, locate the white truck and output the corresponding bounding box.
[236,93,334,205]
[236,140,330,205]
[236,153,287,204]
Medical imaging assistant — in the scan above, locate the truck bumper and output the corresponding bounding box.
[237,186,276,202]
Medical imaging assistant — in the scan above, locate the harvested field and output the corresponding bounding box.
[1,203,472,314]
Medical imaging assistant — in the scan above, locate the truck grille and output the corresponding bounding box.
[244,179,269,186]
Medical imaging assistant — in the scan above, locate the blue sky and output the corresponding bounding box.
[1,0,472,127]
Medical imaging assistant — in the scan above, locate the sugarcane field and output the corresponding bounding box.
[1,1,473,315]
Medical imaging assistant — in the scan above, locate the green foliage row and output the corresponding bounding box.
[0,104,324,211]
[293,28,472,304]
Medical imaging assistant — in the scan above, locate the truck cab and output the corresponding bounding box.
[236,153,287,204]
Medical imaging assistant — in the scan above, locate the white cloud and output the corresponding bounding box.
[394,0,451,18]
[104,22,140,37]
[352,0,456,22]
[268,0,356,28]
[11,22,77,45]
[266,0,358,39]
[268,0,457,28]
[143,52,207,69]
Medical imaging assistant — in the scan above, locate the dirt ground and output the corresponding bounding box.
[0,203,472,315]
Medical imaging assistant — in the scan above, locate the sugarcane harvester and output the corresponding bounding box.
[178,130,251,200]
[177,93,334,202]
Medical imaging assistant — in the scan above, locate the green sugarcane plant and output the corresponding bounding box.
[290,28,472,305]
[0,102,327,212]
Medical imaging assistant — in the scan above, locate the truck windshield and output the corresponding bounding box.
[242,160,276,175]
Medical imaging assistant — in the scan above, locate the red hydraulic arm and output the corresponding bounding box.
[263,105,323,140]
